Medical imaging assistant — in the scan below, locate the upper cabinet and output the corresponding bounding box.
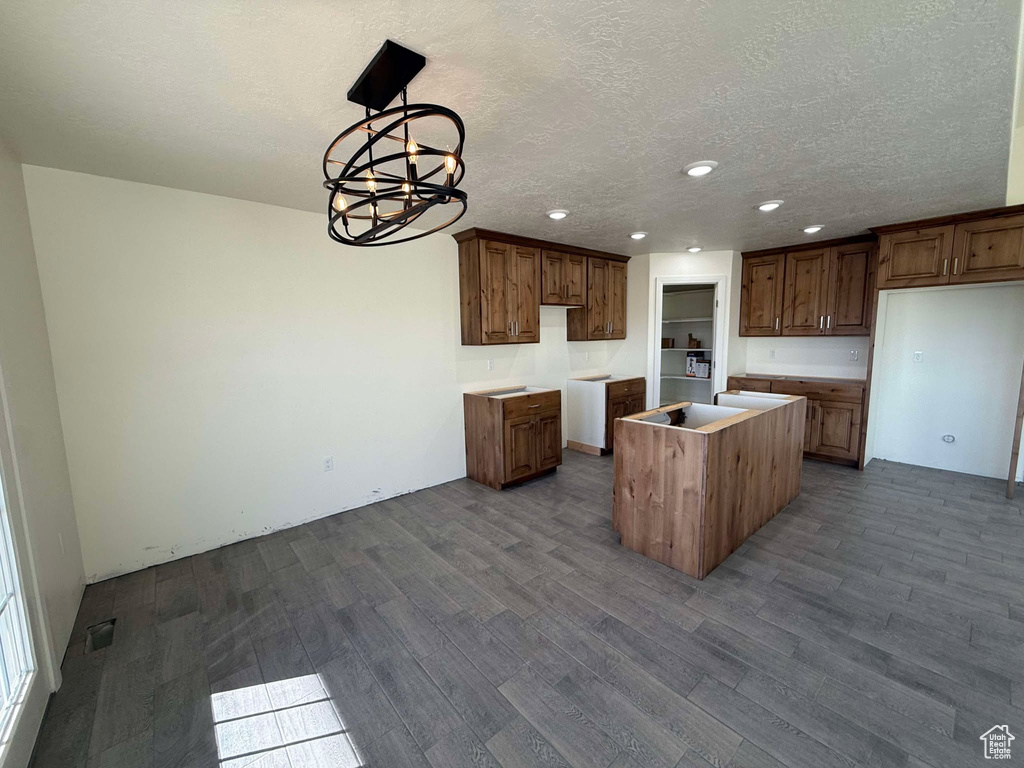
[873,207,1024,289]
[876,226,954,289]
[458,236,540,345]
[454,229,629,345]
[740,237,874,337]
[782,248,831,335]
[541,250,585,305]
[567,257,627,340]
[950,214,1024,284]
[739,254,785,336]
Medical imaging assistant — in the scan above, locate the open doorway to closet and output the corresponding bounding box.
[651,276,729,406]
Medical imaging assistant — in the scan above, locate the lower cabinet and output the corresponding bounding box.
[727,376,865,466]
[465,386,562,490]
[566,375,646,454]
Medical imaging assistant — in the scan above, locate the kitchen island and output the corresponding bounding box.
[613,392,805,578]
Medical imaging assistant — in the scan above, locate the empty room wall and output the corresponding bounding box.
[868,284,1024,479]
[0,139,86,760]
[22,166,646,581]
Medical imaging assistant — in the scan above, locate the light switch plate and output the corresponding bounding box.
[768,349,776,359]
[913,351,924,363]
[487,359,494,371]
[849,350,859,361]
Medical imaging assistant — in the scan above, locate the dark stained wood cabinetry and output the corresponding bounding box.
[727,375,865,466]
[567,257,628,340]
[951,213,1024,285]
[827,241,874,335]
[541,250,585,305]
[464,386,562,490]
[455,229,629,345]
[458,236,540,345]
[741,236,875,337]
[876,226,954,289]
[739,254,785,336]
[873,206,1024,289]
[782,248,830,335]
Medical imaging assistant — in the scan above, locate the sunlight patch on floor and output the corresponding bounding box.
[211,673,362,767]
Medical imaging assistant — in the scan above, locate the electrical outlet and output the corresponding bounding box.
[768,349,776,359]
[323,455,334,472]
[913,351,924,363]
[849,349,859,362]
[487,359,494,371]
[585,351,590,362]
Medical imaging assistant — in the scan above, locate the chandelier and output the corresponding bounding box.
[322,41,467,246]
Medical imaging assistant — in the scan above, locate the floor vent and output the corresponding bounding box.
[84,619,116,653]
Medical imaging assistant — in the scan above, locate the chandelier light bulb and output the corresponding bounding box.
[445,154,457,174]
[407,138,418,163]
[332,195,347,212]
[402,181,411,196]
[365,169,377,193]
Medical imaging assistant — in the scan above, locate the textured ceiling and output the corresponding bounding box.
[0,0,1019,254]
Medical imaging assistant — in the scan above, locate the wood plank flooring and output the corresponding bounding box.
[30,453,1024,768]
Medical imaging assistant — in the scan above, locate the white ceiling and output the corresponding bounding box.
[1,0,1019,254]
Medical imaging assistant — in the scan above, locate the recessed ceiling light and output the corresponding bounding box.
[684,161,718,177]
[687,246,702,253]
[803,225,823,234]
[630,231,647,240]
[757,200,783,212]
[547,209,569,220]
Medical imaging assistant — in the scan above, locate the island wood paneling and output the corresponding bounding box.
[613,397,805,579]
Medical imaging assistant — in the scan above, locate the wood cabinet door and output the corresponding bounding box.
[509,245,541,343]
[812,401,861,460]
[740,254,784,336]
[826,243,873,336]
[541,250,566,305]
[587,257,610,339]
[782,249,830,336]
[480,241,512,344]
[877,226,953,289]
[608,261,627,339]
[803,399,818,453]
[504,415,536,481]
[605,396,633,450]
[566,253,586,305]
[536,412,562,470]
[950,214,1024,284]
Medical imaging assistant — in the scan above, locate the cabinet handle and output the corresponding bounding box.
[775,317,780,331]
[528,404,540,408]
[819,315,824,330]
[953,257,959,275]
[515,320,519,336]
[826,315,831,330]
[942,258,948,276]
[508,321,512,336]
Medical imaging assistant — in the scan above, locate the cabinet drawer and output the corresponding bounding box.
[770,380,864,403]
[607,378,645,400]
[503,390,560,419]
[727,377,772,392]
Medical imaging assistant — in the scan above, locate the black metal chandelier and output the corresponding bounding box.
[322,41,467,246]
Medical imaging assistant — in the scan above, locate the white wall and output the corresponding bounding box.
[0,140,85,765]
[744,336,870,379]
[22,166,647,581]
[867,284,1024,479]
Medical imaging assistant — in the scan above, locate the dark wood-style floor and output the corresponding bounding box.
[30,452,1024,768]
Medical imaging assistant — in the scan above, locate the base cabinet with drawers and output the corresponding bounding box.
[566,375,646,454]
[464,386,562,489]
[727,375,865,466]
